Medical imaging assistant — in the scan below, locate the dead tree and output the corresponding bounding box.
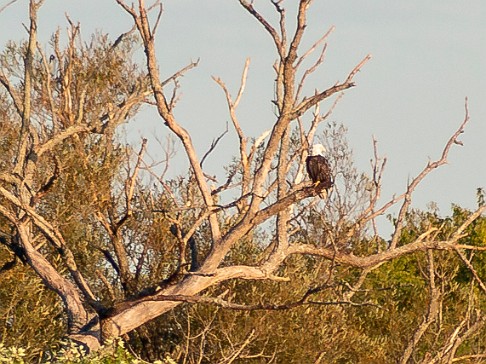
[0,0,483,355]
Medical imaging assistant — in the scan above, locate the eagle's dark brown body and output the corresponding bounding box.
[306,155,333,189]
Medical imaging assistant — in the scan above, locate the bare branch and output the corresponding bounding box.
[287,0,313,65]
[287,234,484,269]
[453,199,485,238]
[123,138,148,221]
[0,0,17,14]
[295,25,335,70]
[161,59,199,88]
[16,223,97,332]
[295,43,328,103]
[35,125,90,156]
[248,129,270,166]
[212,59,251,193]
[454,248,486,294]
[137,291,373,311]
[150,2,163,37]
[117,0,222,247]
[390,99,471,249]
[400,250,440,364]
[0,72,23,116]
[234,58,251,108]
[429,314,486,364]
[14,0,41,176]
[451,353,486,363]
[115,0,136,17]
[291,54,371,119]
[200,123,229,168]
[110,24,137,51]
[238,0,283,58]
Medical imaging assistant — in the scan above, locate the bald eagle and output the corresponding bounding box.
[306,144,333,197]
[48,54,57,78]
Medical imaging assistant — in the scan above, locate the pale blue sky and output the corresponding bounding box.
[1,1,485,234]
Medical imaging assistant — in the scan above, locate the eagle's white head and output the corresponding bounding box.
[310,143,326,156]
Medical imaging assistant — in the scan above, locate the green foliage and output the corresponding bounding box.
[0,253,65,361]
[127,206,486,363]
[0,24,152,360]
[0,339,176,364]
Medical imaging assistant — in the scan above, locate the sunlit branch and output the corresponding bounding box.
[212,59,251,195]
[292,54,371,119]
[390,99,471,249]
[238,0,283,58]
[200,123,228,168]
[117,0,222,247]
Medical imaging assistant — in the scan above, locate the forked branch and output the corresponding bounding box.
[117,0,222,246]
[390,99,471,249]
[292,54,371,119]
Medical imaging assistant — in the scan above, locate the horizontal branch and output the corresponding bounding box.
[35,125,89,157]
[137,292,373,311]
[288,225,484,269]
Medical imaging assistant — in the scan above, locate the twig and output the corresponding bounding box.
[110,24,137,51]
[125,139,147,216]
[224,329,256,364]
[200,123,228,167]
[451,354,486,363]
[238,0,283,58]
[150,1,163,37]
[212,60,251,195]
[295,26,335,103]
[161,59,199,87]
[454,248,486,294]
[0,0,17,14]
